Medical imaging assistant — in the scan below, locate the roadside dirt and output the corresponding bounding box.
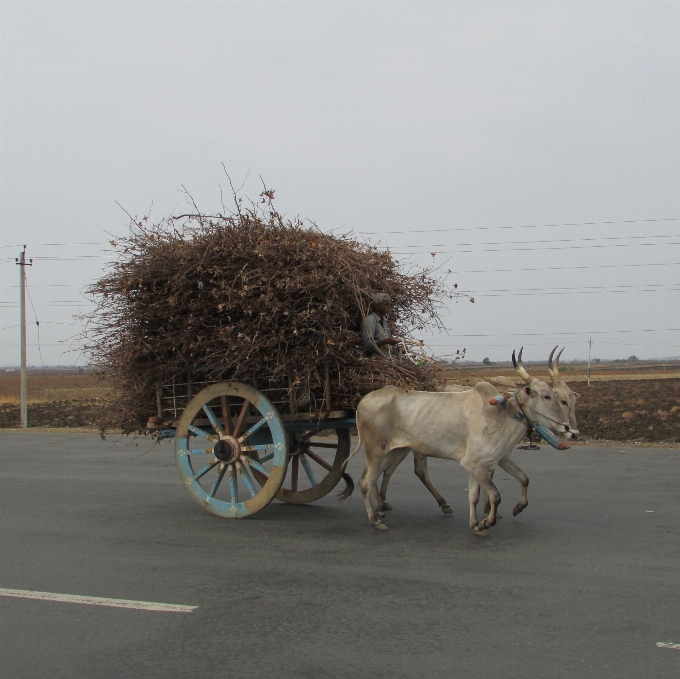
[0,399,107,429]
[570,378,680,443]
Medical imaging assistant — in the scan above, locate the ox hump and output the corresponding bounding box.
[473,381,498,399]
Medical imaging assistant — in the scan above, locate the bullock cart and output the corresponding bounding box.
[146,367,355,518]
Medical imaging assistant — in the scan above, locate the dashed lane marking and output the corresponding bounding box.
[657,642,680,650]
[0,588,197,613]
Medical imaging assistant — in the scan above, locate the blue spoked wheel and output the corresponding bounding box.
[174,382,287,518]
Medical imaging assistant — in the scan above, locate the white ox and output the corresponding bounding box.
[374,347,579,520]
[342,350,571,535]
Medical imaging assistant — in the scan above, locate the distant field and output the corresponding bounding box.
[442,360,680,385]
[1,364,679,442]
[0,369,111,404]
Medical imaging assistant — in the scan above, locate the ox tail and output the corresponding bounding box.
[336,472,355,500]
[336,434,362,501]
[341,434,362,470]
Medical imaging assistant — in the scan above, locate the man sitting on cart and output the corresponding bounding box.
[361,292,424,379]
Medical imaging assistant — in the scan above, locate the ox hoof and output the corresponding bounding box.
[374,522,389,531]
[441,505,453,515]
[473,529,489,537]
[381,502,393,511]
[513,505,526,516]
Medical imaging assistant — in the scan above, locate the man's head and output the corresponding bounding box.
[370,292,391,317]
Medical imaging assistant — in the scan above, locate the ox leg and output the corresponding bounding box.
[467,474,482,531]
[359,452,391,531]
[483,468,502,520]
[462,461,501,533]
[497,455,529,516]
[379,448,410,513]
[413,454,453,515]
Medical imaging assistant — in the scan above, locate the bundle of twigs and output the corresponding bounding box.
[83,197,460,433]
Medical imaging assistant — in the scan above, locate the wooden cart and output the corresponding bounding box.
[147,368,355,518]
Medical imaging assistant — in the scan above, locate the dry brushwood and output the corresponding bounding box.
[83,199,463,433]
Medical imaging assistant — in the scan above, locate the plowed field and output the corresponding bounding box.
[570,378,680,443]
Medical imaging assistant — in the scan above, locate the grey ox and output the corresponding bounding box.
[342,348,575,535]
[374,346,579,522]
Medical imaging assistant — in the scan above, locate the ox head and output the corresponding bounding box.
[512,347,573,438]
[547,346,580,440]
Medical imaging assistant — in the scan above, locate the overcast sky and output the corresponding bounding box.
[1,1,679,367]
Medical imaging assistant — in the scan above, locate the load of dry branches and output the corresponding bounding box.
[83,194,462,433]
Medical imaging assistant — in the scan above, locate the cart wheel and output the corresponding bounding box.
[174,382,287,518]
[277,428,351,504]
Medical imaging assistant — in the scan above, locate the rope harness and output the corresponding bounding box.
[489,390,569,450]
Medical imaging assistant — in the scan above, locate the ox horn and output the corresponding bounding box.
[548,346,565,383]
[512,346,532,383]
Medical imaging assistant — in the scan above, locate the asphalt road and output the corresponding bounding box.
[1,431,678,679]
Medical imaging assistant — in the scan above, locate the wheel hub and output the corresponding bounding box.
[213,436,241,463]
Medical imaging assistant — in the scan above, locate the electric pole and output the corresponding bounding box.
[587,338,592,387]
[15,246,32,428]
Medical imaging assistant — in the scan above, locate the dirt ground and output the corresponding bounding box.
[0,369,110,403]
[2,367,679,443]
[569,378,680,443]
[0,399,105,429]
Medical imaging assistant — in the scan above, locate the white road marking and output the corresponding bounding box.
[657,642,680,650]
[0,588,197,613]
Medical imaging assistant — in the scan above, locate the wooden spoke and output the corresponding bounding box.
[188,424,217,442]
[188,448,214,455]
[228,464,238,503]
[193,460,219,481]
[242,455,270,477]
[233,399,250,438]
[236,461,258,498]
[242,444,273,452]
[290,456,299,492]
[238,417,267,443]
[304,449,333,472]
[299,454,318,487]
[209,464,227,498]
[220,395,233,434]
[305,441,338,449]
[202,404,224,435]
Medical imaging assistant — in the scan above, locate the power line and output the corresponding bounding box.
[1,260,678,289]
[24,274,52,398]
[1,322,79,330]
[448,261,680,275]
[361,217,680,235]
[436,328,680,338]
[3,239,679,263]
[2,284,76,289]
[393,233,680,249]
[469,289,680,298]
[0,242,105,249]
[460,283,680,297]
[392,241,680,256]
[0,256,110,263]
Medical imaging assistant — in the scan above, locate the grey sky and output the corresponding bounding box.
[2,1,679,366]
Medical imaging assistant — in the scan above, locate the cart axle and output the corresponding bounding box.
[213,437,241,464]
